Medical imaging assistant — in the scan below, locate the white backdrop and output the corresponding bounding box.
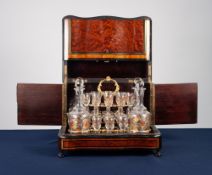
[0,0,211,129]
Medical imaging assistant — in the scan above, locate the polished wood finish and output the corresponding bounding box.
[155,83,198,125]
[60,138,160,150]
[58,126,161,153]
[71,18,144,53]
[63,16,151,60]
[68,53,147,59]
[17,83,62,125]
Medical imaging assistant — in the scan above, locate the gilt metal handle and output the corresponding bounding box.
[97,76,120,95]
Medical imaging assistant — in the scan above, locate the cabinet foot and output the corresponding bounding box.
[153,150,161,157]
[57,151,65,158]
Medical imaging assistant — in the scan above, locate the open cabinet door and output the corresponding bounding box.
[17,83,198,126]
[154,83,198,125]
[17,83,62,125]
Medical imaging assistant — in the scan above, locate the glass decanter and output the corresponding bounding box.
[67,77,90,133]
[128,78,144,133]
[128,77,151,133]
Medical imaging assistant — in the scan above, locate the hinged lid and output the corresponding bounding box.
[63,16,151,60]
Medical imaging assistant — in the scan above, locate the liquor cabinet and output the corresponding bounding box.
[17,16,197,157]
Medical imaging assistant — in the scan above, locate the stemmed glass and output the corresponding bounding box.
[81,93,91,133]
[103,91,115,132]
[82,93,90,111]
[115,92,128,131]
[91,92,102,132]
[126,92,136,114]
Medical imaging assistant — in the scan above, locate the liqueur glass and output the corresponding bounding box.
[103,91,115,132]
[91,91,102,115]
[91,92,102,132]
[92,115,102,132]
[126,92,136,115]
[115,92,128,131]
[82,93,90,111]
[103,91,114,114]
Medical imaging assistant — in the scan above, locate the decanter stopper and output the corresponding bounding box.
[132,77,144,109]
[74,77,85,111]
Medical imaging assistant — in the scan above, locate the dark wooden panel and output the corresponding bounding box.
[155,83,197,125]
[17,83,62,125]
[67,60,149,78]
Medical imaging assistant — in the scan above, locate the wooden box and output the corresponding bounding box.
[17,16,197,157]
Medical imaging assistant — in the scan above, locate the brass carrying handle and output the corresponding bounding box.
[97,76,120,95]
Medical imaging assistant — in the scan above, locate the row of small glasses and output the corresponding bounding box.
[83,91,136,108]
[81,91,136,132]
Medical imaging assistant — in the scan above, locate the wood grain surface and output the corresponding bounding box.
[155,83,197,125]
[17,83,62,125]
[63,16,151,59]
[71,18,144,53]
[60,137,160,150]
[17,83,198,125]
